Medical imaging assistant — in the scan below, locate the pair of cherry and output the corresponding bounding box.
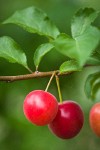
[23,90,100,139]
[23,90,84,139]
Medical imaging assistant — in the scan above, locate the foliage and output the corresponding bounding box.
[59,60,80,73]
[3,6,60,39]
[85,72,100,101]
[0,6,100,101]
[0,36,29,70]
[34,43,54,69]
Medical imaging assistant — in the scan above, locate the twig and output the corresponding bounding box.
[0,70,71,82]
[0,64,98,83]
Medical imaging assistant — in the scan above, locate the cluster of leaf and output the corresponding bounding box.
[0,6,100,100]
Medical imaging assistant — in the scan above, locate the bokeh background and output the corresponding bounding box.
[0,0,100,150]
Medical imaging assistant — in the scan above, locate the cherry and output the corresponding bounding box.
[48,100,84,139]
[89,102,100,137]
[23,90,58,126]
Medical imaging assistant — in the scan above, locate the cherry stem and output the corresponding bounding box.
[45,71,56,92]
[55,75,63,103]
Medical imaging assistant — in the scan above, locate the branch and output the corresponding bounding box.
[0,64,99,82]
[0,70,72,82]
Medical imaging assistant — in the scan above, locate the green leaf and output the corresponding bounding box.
[71,8,99,38]
[87,57,100,65]
[87,50,100,65]
[34,43,54,69]
[84,72,100,101]
[0,36,29,70]
[59,60,81,73]
[53,8,100,66]
[3,6,60,39]
[91,82,100,100]
[53,26,100,66]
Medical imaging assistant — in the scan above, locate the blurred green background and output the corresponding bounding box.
[0,0,100,150]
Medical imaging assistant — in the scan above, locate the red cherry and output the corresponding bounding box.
[89,103,100,137]
[23,90,58,126]
[48,100,84,139]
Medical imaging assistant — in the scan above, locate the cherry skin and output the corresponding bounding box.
[23,90,58,126]
[89,102,100,137]
[48,100,84,139]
